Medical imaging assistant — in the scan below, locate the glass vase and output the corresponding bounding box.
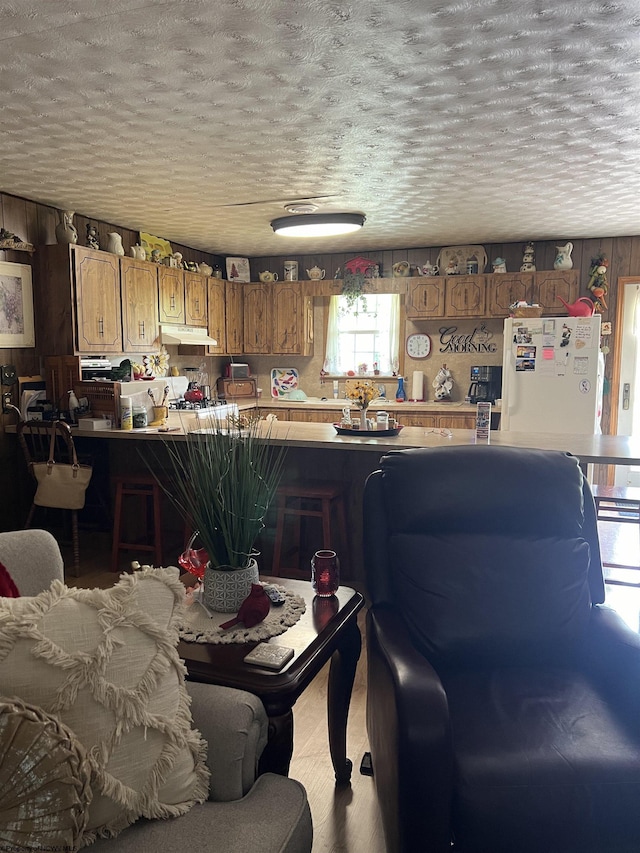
[360,407,369,430]
[311,550,340,597]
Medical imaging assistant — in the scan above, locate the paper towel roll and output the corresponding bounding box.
[411,370,424,400]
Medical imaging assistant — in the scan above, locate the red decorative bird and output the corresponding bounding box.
[220,584,270,630]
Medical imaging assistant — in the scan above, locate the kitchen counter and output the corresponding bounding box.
[258,398,481,413]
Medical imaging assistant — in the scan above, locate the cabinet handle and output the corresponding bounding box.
[170,295,175,310]
[194,298,199,312]
[98,317,104,336]
[139,321,145,338]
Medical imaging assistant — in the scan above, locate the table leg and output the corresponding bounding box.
[258,710,294,777]
[327,617,362,785]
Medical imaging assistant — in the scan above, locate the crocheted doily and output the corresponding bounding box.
[179,583,306,644]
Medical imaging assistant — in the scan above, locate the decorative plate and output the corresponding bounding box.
[436,245,488,276]
[271,367,299,398]
[333,424,403,437]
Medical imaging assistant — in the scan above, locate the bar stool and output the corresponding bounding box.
[111,474,163,572]
[272,481,348,579]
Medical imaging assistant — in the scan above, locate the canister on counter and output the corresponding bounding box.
[132,405,148,429]
[376,411,389,429]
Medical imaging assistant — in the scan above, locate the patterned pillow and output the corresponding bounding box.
[0,567,209,845]
[0,698,92,850]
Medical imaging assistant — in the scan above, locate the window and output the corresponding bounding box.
[324,293,400,375]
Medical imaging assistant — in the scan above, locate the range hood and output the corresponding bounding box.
[160,324,218,346]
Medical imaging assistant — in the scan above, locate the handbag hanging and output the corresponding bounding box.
[31,422,93,510]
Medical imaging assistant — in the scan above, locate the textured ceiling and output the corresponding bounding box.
[2,0,640,256]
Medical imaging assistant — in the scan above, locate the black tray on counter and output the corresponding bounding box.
[333,423,404,437]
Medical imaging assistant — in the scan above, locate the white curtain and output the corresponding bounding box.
[324,294,400,374]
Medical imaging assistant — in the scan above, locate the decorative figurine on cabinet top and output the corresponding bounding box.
[520,242,536,272]
[586,253,609,312]
[85,223,99,250]
[554,241,574,270]
[55,210,78,245]
[492,257,507,274]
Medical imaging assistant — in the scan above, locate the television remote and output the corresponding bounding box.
[263,585,286,606]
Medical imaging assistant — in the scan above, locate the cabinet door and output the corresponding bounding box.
[406,278,445,318]
[243,283,272,354]
[439,414,476,429]
[120,257,160,352]
[207,279,227,354]
[400,413,438,427]
[158,267,185,324]
[272,282,313,355]
[288,409,333,423]
[533,270,579,313]
[225,281,244,354]
[184,272,208,327]
[444,276,486,317]
[487,273,533,317]
[73,247,123,353]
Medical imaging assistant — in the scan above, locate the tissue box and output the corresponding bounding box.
[77,417,112,431]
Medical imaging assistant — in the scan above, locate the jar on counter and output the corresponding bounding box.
[132,405,148,429]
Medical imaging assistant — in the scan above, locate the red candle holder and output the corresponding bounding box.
[311,549,340,597]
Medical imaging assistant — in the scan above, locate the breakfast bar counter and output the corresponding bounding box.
[56,417,638,584]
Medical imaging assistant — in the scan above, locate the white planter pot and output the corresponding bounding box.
[203,558,259,613]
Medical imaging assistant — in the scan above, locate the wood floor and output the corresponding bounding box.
[61,531,640,853]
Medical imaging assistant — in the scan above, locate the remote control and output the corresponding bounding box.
[263,585,286,606]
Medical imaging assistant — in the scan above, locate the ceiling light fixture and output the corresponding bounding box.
[271,212,366,237]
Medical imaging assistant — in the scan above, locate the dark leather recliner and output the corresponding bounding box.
[363,445,640,853]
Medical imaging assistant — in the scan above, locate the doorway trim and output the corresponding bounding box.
[610,276,640,438]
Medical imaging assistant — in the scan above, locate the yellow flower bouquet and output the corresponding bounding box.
[345,380,379,410]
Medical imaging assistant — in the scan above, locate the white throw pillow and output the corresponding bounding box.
[0,567,209,845]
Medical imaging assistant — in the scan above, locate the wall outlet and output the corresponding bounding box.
[2,392,13,413]
[0,364,17,385]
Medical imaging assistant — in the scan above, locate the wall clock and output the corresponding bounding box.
[406,333,431,359]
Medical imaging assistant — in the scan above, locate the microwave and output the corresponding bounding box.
[224,363,250,380]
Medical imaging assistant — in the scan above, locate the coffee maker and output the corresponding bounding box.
[467,365,502,404]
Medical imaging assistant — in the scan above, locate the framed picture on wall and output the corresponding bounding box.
[0,261,35,347]
[226,257,251,282]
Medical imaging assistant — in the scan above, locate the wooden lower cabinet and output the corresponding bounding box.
[288,409,336,423]
[396,412,476,429]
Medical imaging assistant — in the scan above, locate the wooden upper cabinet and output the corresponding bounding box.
[533,270,579,313]
[184,271,208,327]
[487,273,534,317]
[73,246,123,353]
[120,257,160,352]
[207,279,226,355]
[158,267,185,324]
[406,277,446,318]
[272,282,313,356]
[225,281,244,354]
[243,283,272,354]
[444,276,486,317]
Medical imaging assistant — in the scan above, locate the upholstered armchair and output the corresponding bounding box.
[0,529,312,853]
[363,446,640,853]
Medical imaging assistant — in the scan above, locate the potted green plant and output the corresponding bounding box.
[157,414,286,612]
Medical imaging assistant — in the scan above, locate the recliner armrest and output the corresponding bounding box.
[582,605,640,707]
[367,605,453,853]
[187,681,268,802]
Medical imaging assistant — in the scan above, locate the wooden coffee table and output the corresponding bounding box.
[178,577,365,784]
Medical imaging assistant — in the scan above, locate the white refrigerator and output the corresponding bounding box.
[500,315,603,434]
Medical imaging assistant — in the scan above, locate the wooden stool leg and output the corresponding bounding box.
[334,494,350,575]
[321,497,333,550]
[24,503,36,530]
[69,509,80,577]
[111,482,124,572]
[272,492,287,576]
